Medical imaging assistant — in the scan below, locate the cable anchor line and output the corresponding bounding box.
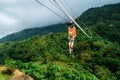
[35,0,67,21]
[63,0,88,28]
[63,0,77,18]
[53,0,91,38]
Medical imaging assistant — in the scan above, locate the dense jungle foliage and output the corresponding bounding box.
[0,3,120,80]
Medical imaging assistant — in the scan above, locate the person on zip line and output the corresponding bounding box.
[67,21,76,54]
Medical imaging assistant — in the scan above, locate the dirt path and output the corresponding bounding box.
[13,69,24,76]
[0,66,7,71]
[0,66,34,80]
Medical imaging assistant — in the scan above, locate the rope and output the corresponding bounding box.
[63,0,88,28]
[49,0,61,11]
[53,0,91,38]
[49,0,70,21]
[48,0,68,20]
[35,0,67,21]
[63,0,77,18]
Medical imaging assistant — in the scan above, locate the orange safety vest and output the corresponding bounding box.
[68,27,76,38]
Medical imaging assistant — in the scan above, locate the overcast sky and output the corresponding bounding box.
[0,0,120,38]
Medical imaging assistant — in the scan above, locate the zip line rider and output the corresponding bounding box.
[67,21,76,54]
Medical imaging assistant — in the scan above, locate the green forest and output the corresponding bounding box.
[0,24,66,42]
[0,3,120,80]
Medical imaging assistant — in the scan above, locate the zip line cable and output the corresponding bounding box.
[49,0,62,12]
[63,0,88,28]
[63,0,77,18]
[49,0,70,21]
[76,18,88,28]
[34,0,67,21]
[53,0,91,38]
[48,0,69,20]
[35,0,91,38]
[52,0,87,28]
[50,0,71,20]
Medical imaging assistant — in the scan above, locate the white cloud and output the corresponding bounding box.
[0,13,17,25]
[0,0,21,3]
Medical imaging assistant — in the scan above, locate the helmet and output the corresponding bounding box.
[67,21,73,26]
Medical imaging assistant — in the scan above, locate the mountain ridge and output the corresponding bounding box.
[0,23,66,42]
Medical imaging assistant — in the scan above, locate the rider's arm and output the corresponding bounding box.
[73,27,76,38]
[68,27,70,39]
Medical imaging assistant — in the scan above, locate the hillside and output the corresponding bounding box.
[77,3,120,26]
[0,3,120,80]
[76,3,120,43]
[0,23,66,43]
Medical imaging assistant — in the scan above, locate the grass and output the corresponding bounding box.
[0,71,10,80]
